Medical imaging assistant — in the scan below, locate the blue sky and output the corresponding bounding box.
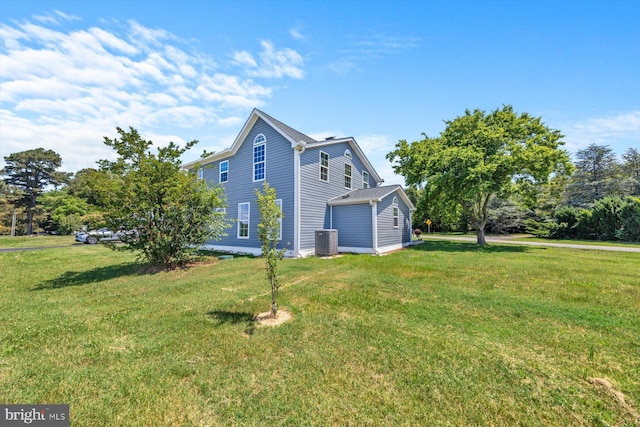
[1,0,638,185]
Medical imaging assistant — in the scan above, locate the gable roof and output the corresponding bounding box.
[257,109,317,145]
[183,109,384,183]
[327,185,415,210]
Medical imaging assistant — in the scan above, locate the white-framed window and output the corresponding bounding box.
[197,168,204,180]
[362,171,369,189]
[344,149,352,159]
[253,134,266,182]
[320,151,329,182]
[275,199,283,241]
[219,160,229,183]
[393,197,399,228]
[238,202,250,239]
[344,163,352,189]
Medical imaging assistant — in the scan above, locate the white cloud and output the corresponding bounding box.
[329,33,421,76]
[289,27,306,41]
[0,16,306,173]
[33,10,80,25]
[234,40,304,79]
[562,111,640,154]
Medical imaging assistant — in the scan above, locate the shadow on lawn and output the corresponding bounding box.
[411,239,531,253]
[207,310,256,335]
[31,262,142,291]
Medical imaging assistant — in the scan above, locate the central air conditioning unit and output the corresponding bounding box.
[315,229,338,256]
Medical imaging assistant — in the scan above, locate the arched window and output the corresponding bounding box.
[253,134,266,181]
[344,149,352,159]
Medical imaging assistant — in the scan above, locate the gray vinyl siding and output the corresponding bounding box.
[205,118,295,252]
[299,143,377,251]
[331,204,372,248]
[377,191,412,247]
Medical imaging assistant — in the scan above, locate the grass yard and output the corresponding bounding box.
[1,241,639,426]
[0,235,75,248]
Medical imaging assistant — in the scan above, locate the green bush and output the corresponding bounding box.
[616,197,640,241]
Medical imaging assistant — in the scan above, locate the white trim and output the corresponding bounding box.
[303,138,383,184]
[219,160,229,183]
[200,244,295,258]
[253,142,266,182]
[293,147,301,257]
[319,150,329,182]
[344,163,352,189]
[182,110,384,185]
[298,247,315,258]
[237,202,250,239]
[329,205,333,229]
[338,246,375,254]
[371,201,378,254]
[337,242,411,256]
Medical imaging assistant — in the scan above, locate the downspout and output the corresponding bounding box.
[370,200,379,255]
[293,141,306,257]
[330,205,333,229]
[408,208,413,246]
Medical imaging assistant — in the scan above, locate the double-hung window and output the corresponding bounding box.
[393,197,399,228]
[362,171,369,189]
[197,168,204,180]
[219,160,228,183]
[320,151,329,182]
[253,134,266,181]
[344,164,352,189]
[238,202,250,239]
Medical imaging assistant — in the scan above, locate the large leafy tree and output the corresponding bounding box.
[92,127,230,268]
[621,148,640,196]
[564,144,622,206]
[1,148,68,234]
[387,106,573,244]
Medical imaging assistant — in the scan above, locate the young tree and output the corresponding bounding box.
[92,127,230,268]
[1,148,68,234]
[256,182,285,318]
[387,106,573,244]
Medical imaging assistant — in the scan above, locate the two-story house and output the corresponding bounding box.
[183,108,415,257]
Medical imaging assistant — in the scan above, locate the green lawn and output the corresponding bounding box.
[1,242,639,426]
[512,236,640,248]
[0,235,76,248]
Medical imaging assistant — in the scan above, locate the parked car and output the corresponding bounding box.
[75,228,126,244]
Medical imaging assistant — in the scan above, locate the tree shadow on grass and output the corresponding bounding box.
[410,239,532,254]
[31,262,143,291]
[206,310,256,336]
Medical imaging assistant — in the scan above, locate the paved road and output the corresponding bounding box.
[421,235,640,253]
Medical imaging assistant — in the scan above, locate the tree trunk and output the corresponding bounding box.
[476,227,487,245]
[26,207,33,235]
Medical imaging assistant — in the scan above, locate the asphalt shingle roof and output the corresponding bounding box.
[257,109,317,145]
[327,185,404,205]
